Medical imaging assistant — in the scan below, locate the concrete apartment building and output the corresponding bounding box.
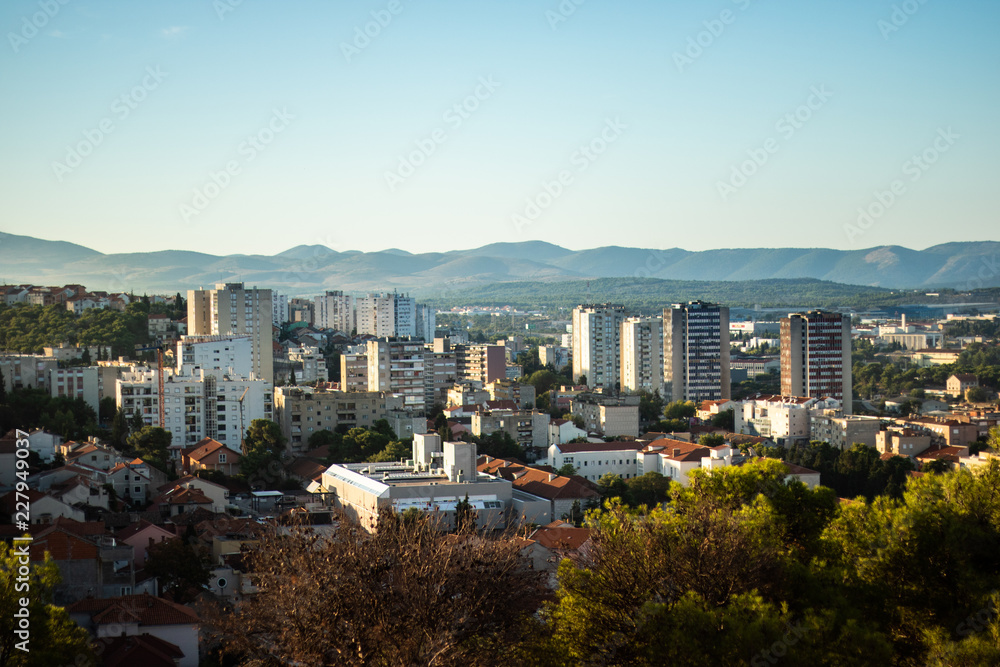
[663,301,730,402]
[367,338,427,414]
[272,292,289,326]
[734,395,841,445]
[947,373,979,398]
[50,366,100,414]
[471,409,550,457]
[876,427,932,458]
[356,293,416,339]
[287,346,328,384]
[453,342,507,385]
[780,311,852,412]
[573,304,628,390]
[339,346,369,391]
[620,316,664,393]
[116,366,272,452]
[188,283,274,383]
[315,290,354,332]
[273,386,403,451]
[424,338,458,408]
[317,435,512,531]
[810,411,882,450]
[538,345,569,371]
[486,379,536,409]
[569,394,640,438]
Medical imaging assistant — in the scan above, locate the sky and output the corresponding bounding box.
[0,0,997,257]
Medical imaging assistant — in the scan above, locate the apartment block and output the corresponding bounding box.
[339,346,369,392]
[356,293,416,339]
[620,316,663,393]
[572,304,628,390]
[187,283,274,383]
[780,311,851,411]
[116,366,272,452]
[273,386,402,452]
[50,366,99,414]
[538,345,569,371]
[810,412,882,450]
[367,338,426,413]
[315,290,354,332]
[453,342,506,385]
[663,301,730,402]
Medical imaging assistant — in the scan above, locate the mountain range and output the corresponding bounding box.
[0,233,997,299]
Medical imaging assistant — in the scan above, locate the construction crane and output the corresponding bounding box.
[134,343,166,428]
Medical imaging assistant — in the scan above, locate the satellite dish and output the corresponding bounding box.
[217,577,228,589]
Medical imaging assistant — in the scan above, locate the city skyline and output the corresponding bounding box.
[1,0,998,256]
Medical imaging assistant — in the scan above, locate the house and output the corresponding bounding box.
[181,438,242,476]
[156,476,230,512]
[116,519,177,567]
[522,520,592,584]
[697,399,737,421]
[151,486,214,517]
[67,593,200,667]
[947,374,979,398]
[47,474,111,512]
[0,489,86,524]
[478,456,600,522]
[547,418,588,446]
[916,444,970,471]
[94,634,185,667]
[876,427,932,459]
[108,460,154,506]
[29,520,134,603]
[66,443,125,472]
[637,439,714,486]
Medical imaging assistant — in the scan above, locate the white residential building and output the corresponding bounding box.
[734,395,841,444]
[367,339,426,413]
[572,304,628,390]
[620,316,663,393]
[178,335,254,379]
[188,283,274,383]
[272,292,289,327]
[50,366,100,414]
[116,366,272,452]
[548,441,643,482]
[356,293,417,339]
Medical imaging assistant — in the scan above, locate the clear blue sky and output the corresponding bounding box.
[1,0,997,256]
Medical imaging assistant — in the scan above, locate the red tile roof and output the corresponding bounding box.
[477,457,599,501]
[29,528,99,561]
[529,525,591,551]
[182,438,237,462]
[68,593,199,626]
[100,634,185,667]
[554,441,642,454]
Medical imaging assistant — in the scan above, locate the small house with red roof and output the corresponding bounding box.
[181,438,241,476]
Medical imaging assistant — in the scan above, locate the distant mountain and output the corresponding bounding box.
[0,232,997,298]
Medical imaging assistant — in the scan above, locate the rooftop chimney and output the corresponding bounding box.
[672,448,681,457]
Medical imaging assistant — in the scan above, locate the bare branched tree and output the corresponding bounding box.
[211,509,548,666]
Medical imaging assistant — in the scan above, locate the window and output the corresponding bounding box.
[120,587,132,595]
[218,453,227,463]
[134,486,141,494]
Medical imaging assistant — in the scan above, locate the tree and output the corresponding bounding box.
[128,409,145,434]
[556,463,578,477]
[242,418,285,457]
[126,426,172,472]
[454,494,475,533]
[368,440,412,463]
[627,472,671,508]
[709,409,735,431]
[526,369,561,395]
[663,400,696,420]
[698,433,725,447]
[110,408,128,449]
[212,509,547,666]
[143,537,211,604]
[597,473,631,504]
[0,544,95,667]
[967,386,989,403]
